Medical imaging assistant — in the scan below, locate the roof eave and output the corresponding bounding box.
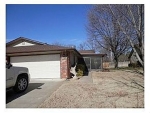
[81,53,107,57]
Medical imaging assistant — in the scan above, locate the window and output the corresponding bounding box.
[83,57,102,70]
[91,57,101,69]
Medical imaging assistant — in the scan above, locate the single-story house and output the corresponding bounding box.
[6,37,106,79]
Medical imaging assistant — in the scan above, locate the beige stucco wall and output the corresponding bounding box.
[13,41,35,47]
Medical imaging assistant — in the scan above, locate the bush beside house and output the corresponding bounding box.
[76,64,85,76]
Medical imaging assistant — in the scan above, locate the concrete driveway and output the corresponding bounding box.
[6,79,65,108]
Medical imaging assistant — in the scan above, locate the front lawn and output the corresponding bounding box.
[39,70,144,108]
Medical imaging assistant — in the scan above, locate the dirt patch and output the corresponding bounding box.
[39,70,144,108]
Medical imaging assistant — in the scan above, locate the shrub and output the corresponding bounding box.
[76,64,85,76]
[76,69,84,76]
[128,62,140,68]
[76,64,85,71]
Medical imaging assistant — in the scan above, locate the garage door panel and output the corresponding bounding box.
[11,54,60,78]
[12,55,60,63]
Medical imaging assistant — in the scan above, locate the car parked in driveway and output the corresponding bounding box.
[6,62,30,93]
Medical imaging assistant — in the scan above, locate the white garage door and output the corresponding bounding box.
[11,54,60,78]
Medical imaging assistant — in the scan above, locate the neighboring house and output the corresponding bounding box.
[6,37,106,79]
[118,54,129,62]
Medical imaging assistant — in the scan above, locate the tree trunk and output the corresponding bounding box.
[114,57,118,68]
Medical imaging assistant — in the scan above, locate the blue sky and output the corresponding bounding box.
[6,4,92,47]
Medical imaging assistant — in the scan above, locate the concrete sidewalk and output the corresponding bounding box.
[77,72,93,83]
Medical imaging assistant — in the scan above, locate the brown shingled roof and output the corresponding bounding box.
[6,45,76,54]
[6,37,47,47]
[78,50,95,54]
[78,50,106,57]
[6,37,82,57]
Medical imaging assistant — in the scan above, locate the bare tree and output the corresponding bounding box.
[52,42,65,46]
[52,41,76,48]
[78,38,100,52]
[87,5,130,68]
[78,42,91,50]
[108,4,144,67]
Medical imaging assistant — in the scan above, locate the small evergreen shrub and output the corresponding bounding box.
[76,64,85,71]
[76,64,85,76]
[76,69,84,76]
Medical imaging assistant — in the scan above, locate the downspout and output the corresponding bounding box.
[67,51,70,79]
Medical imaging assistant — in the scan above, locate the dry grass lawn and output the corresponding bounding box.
[39,69,144,108]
